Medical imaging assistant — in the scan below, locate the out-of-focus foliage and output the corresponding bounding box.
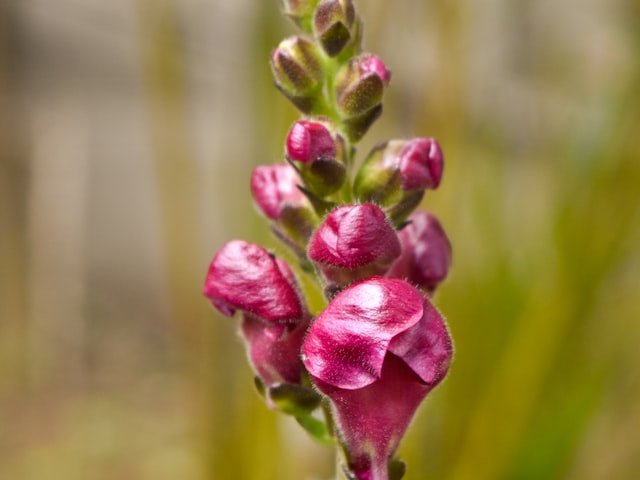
[1,0,639,479]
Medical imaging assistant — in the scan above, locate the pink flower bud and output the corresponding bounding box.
[203,240,305,323]
[302,277,453,478]
[354,138,444,205]
[388,211,452,294]
[397,137,443,190]
[359,53,391,87]
[250,164,306,220]
[308,204,401,286]
[286,120,337,165]
[336,53,389,117]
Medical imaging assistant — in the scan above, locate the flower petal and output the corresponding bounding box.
[302,277,423,389]
[203,240,304,323]
[388,298,453,385]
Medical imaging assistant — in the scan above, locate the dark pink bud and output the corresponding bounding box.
[302,277,453,478]
[286,120,337,165]
[388,211,452,294]
[397,138,443,190]
[250,164,306,220]
[203,240,304,323]
[308,204,401,286]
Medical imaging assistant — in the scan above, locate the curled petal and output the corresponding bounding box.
[203,240,304,323]
[302,277,423,389]
[388,300,453,385]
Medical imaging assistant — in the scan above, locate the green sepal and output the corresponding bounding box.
[268,383,322,416]
[389,458,407,480]
[295,413,334,445]
[340,103,383,142]
[253,376,267,399]
[297,185,337,217]
[306,156,347,195]
[387,189,424,228]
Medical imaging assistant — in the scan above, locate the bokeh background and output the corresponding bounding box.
[2,0,640,478]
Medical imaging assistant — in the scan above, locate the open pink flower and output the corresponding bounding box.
[388,210,452,294]
[308,203,401,287]
[204,240,309,386]
[302,277,452,479]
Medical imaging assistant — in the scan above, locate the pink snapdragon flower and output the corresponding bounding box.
[388,210,452,294]
[308,203,401,286]
[302,277,453,479]
[203,240,309,386]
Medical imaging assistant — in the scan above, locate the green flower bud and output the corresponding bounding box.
[271,36,324,113]
[335,53,390,140]
[313,0,356,57]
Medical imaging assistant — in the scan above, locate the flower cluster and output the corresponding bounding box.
[204,1,453,478]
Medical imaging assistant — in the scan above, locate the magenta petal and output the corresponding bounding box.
[250,164,305,220]
[387,210,452,293]
[398,138,444,190]
[241,314,309,386]
[203,240,304,323]
[308,204,401,270]
[314,354,432,479]
[303,277,424,389]
[286,120,337,164]
[388,298,453,386]
[359,53,391,87]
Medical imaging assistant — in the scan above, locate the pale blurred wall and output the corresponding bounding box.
[1,0,640,479]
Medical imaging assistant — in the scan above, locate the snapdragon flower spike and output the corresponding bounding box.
[308,203,401,287]
[313,0,356,57]
[388,211,452,295]
[271,36,324,114]
[302,277,453,480]
[335,53,390,141]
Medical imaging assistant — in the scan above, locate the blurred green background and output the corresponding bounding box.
[1,0,639,479]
